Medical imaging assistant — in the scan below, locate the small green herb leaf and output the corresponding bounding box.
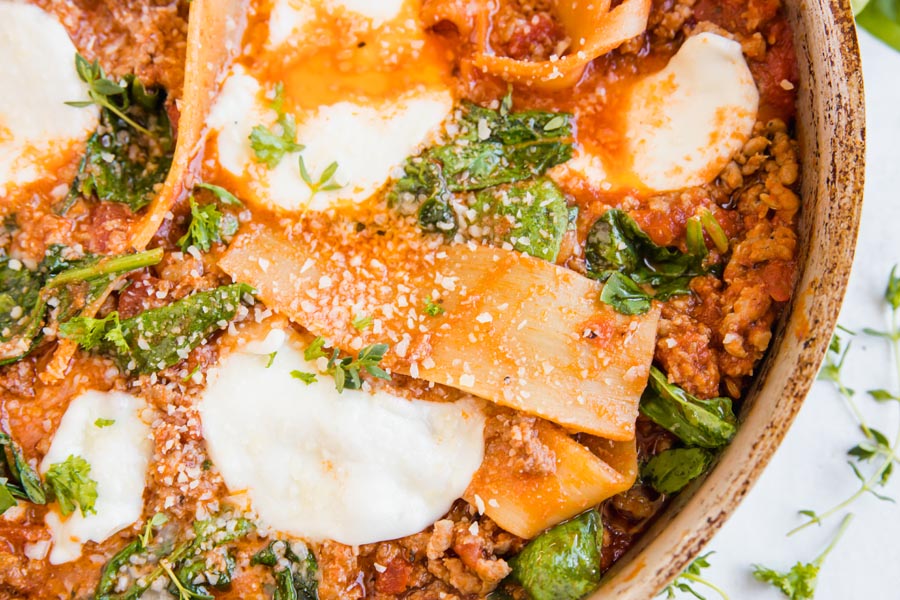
[45,455,98,517]
[660,552,730,600]
[351,315,373,331]
[94,418,115,428]
[424,296,445,317]
[178,197,238,252]
[249,90,304,168]
[291,370,318,385]
[754,514,852,600]
[304,337,327,361]
[195,183,244,207]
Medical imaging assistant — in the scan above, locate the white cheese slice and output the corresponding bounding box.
[41,390,152,565]
[199,327,485,546]
[208,67,452,212]
[0,1,99,189]
[552,32,758,194]
[268,0,406,47]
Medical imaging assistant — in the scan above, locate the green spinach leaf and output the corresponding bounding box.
[642,447,714,494]
[389,100,573,236]
[856,0,900,52]
[640,366,737,449]
[252,539,318,600]
[0,247,163,365]
[509,509,603,600]
[0,432,46,508]
[61,283,254,374]
[600,272,653,315]
[585,209,711,300]
[467,178,568,262]
[63,57,174,213]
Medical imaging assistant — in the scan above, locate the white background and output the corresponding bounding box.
[680,31,900,600]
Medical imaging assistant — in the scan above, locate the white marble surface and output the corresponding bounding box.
[684,31,900,600]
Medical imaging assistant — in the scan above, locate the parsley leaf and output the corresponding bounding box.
[177,197,238,252]
[660,552,729,600]
[326,343,391,393]
[249,85,304,168]
[754,514,852,599]
[45,455,98,517]
[424,296,445,317]
[291,370,318,385]
[94,418,115,428]
[351,314,373,331]
[63,55,174,213]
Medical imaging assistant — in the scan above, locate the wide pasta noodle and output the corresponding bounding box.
[465,418,637,538]
[219,224,660,440]
[424,0,652,88]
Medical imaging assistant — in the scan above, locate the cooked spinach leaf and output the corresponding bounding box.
[509,509,603,600]
[63,56,174,213]
[95,512,254,600]
[600,272,653,316]
[642,447,714,494]
[252,540,319,600]
[61,283,254,374]
[0,247,163,365]
[585,209,711,300]
[389,100,573,237]
[640,366,737,449]
[466,178,568,261]
[0,432,46,509]
[44,454,98,517]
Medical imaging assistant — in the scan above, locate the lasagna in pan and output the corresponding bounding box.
[0,0,800,598]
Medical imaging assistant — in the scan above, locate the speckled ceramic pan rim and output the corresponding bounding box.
[595,0,866,596]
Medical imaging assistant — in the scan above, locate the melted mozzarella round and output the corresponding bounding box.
[0,1,99,189]
[552,32,758,193]
[626,32,759,191]
[41,390,151,564]
[199,327,485,546]
[208,67,452,212]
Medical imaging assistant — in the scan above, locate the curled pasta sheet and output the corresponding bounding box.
[219,225,660,440]
[425,0,652,88]
[465,417,637,538]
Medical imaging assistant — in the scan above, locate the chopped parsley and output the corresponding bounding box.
[94,418,115,428]
[177,197,238,252]
[304,337,327,361]
[424,296,446,317]
[44,455,98,517]
[249,83,304,168]
[291,370,318,385]
[351,314,373,330]
[298,156,343,199]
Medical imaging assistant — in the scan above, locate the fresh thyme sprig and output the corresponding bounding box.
[66,54,153,136]
[754,514,853,599]
[660,553,730,600]
[790,266,900,535]
[298,156,343,200]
